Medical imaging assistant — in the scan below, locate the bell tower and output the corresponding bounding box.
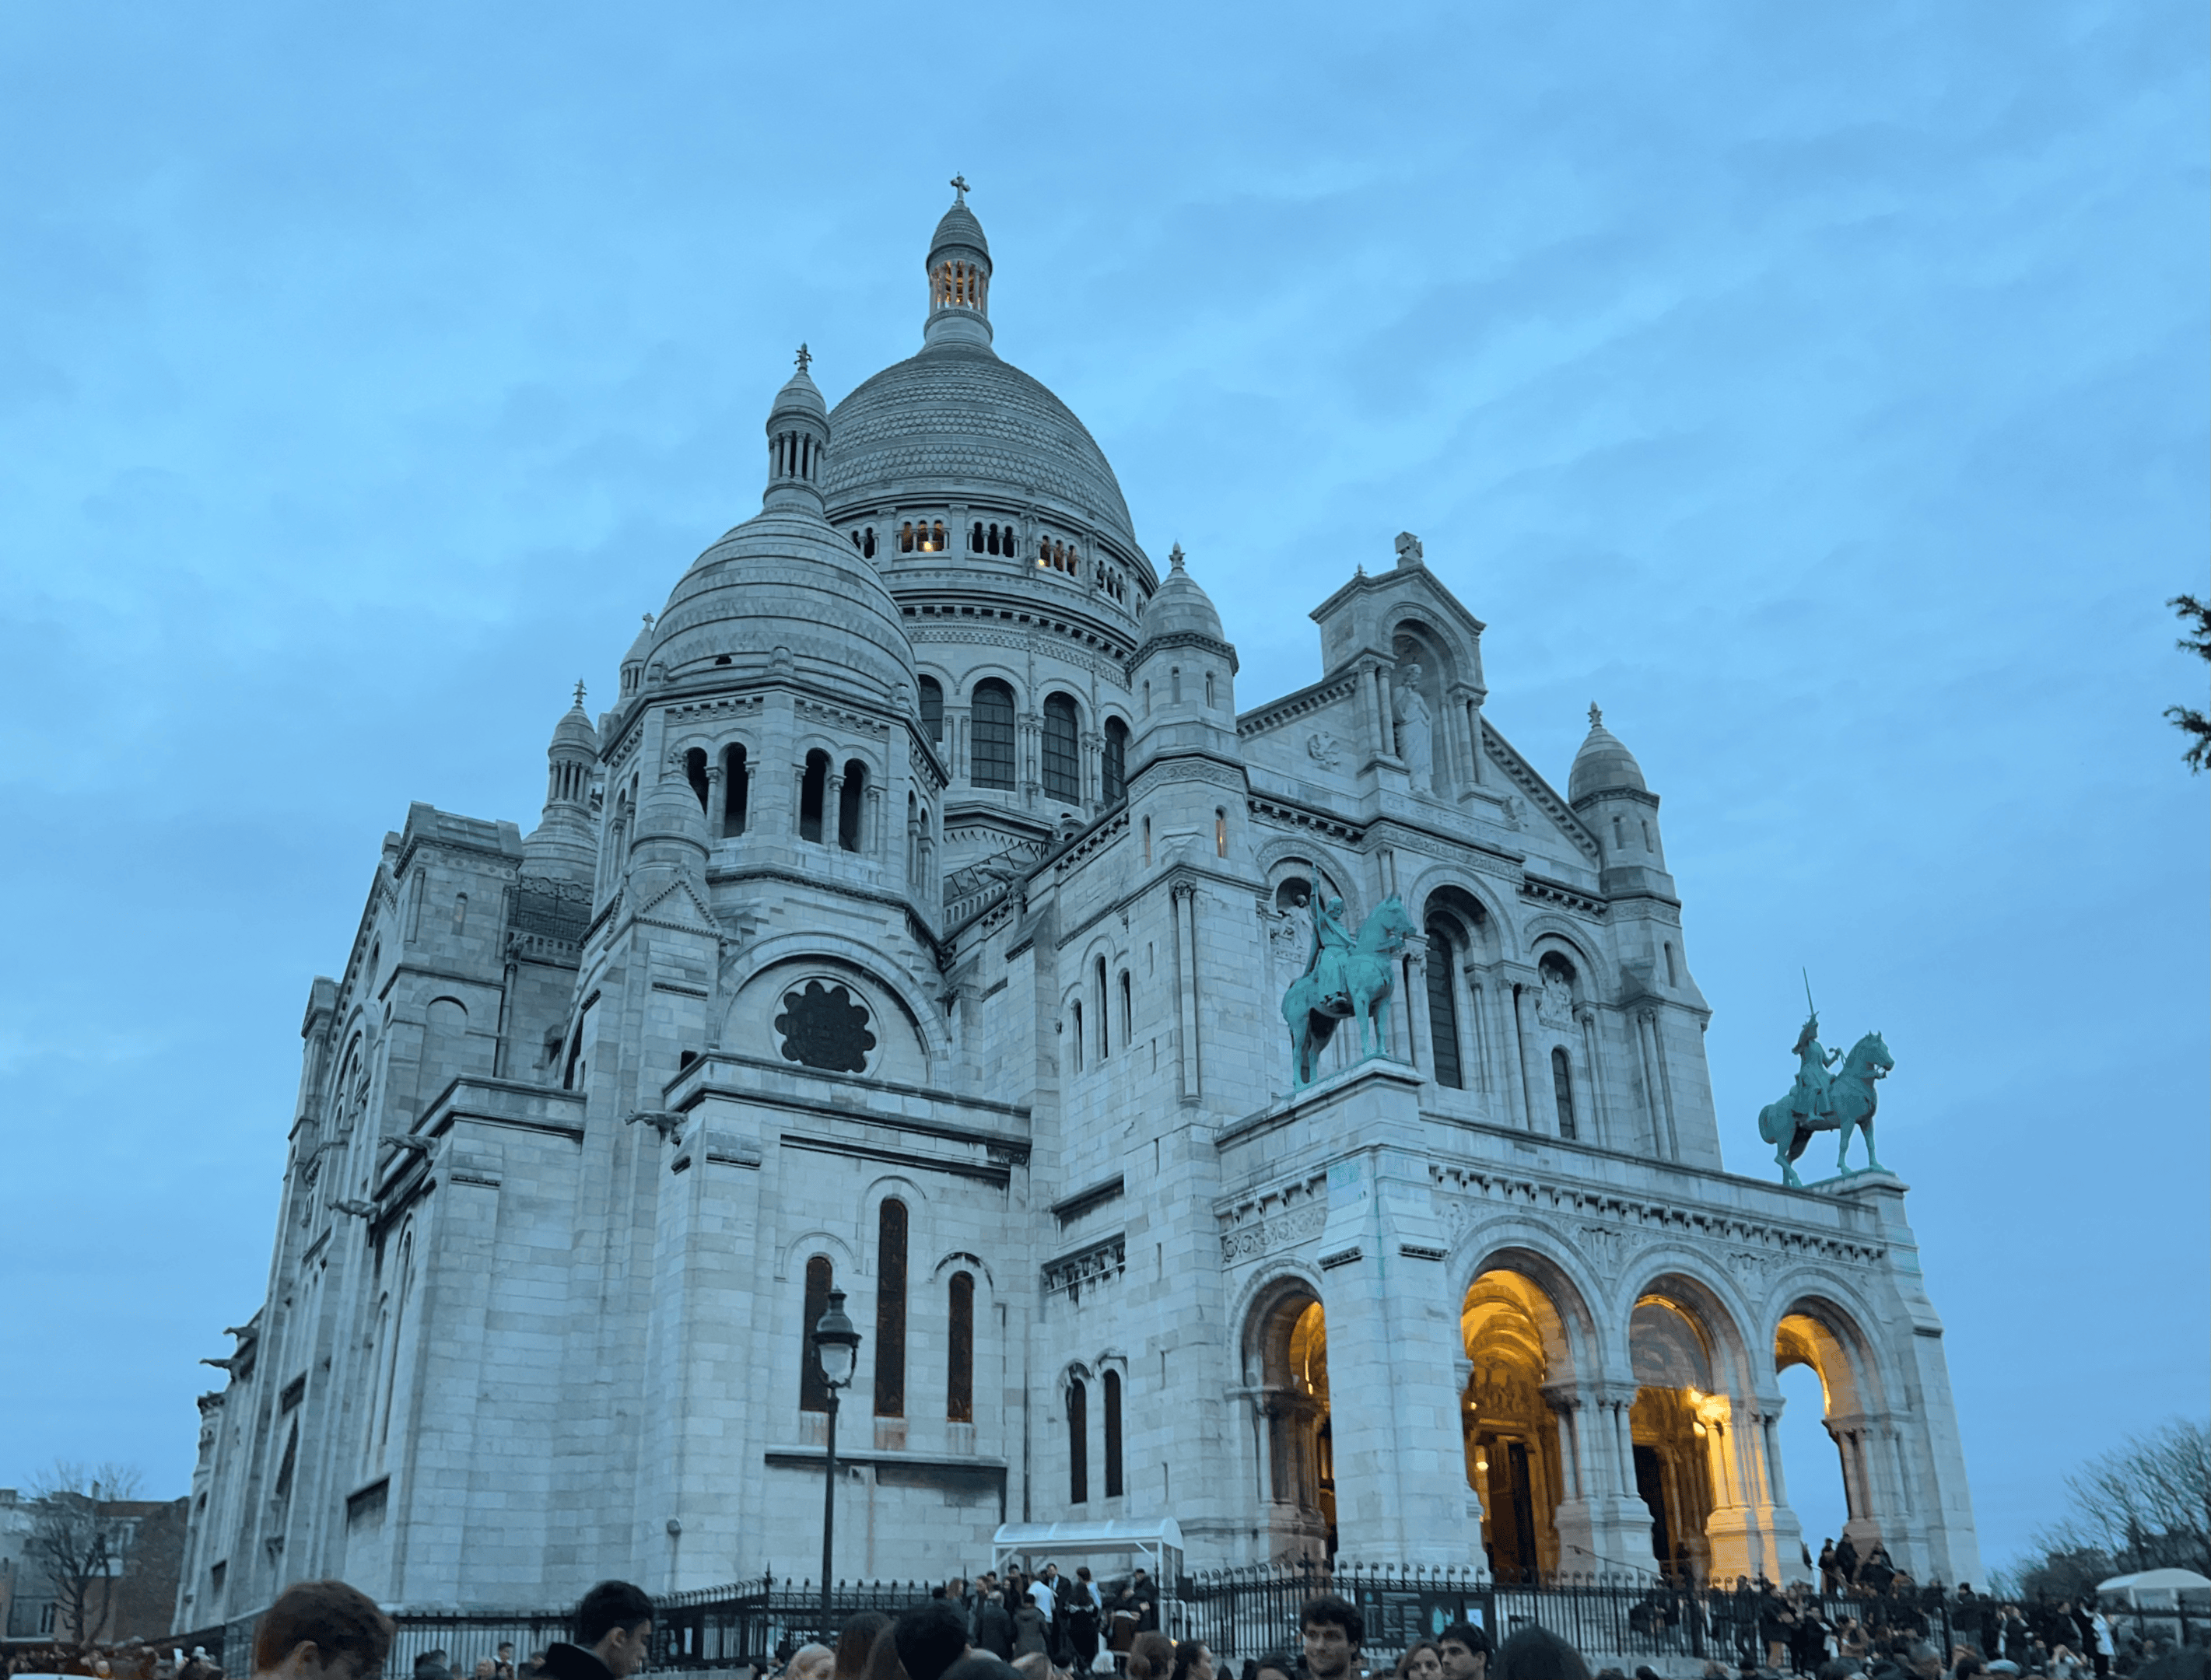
[923,176,993,350]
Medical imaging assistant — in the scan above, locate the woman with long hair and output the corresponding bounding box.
[836,1614,892,1680]
[1167,1644,1214,1680]
[1395,1643,1444,1680]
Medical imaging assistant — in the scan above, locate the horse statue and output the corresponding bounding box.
[1758,1027,1894,1187]
[1281,894,1417,1089]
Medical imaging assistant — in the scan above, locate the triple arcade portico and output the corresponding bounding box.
[174,186,1979,1634]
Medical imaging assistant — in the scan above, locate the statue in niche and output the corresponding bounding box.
[1393,663,1435,794]
[1536,969,1575,1030]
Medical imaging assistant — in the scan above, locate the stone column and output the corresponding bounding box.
[1573,1381,1663,1579]
[1375,664,1397,761]
[1512,983,1542,1132]
[1171,880,1202,1105]
[1403,940,1430,1076]
[865,784,883,856]
[704,764,725,840]
[826,768,846,847]
[1311,1063,1480,1567]
[791,765,808,836]
[1456,962,1484,1094]
[1576,1007,1610,1149]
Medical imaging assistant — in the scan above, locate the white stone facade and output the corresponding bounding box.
[176,193,1981,1628]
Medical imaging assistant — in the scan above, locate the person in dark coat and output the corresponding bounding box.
[1011,1601,1049,1660]
[1834,1537,1861,1591]
[974,1594,1015,1663]
[543,1582,655,1680]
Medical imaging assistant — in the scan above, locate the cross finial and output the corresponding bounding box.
[794,343,811,374]
[1589,702,1603,729]
[951,173,970,201]
[573,678,587,709]
[1169,542,1186,571]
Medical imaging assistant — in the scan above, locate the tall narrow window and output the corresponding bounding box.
[723,744,750,836]
[948,1271,975,1423]
[1665,942,1678,985]
[800,1255,833,1412]
[972,681,1015,790]
[1551,1047,1577,1140]
[919,677,944,747]
[1215,809,1228,857]
[1095,956,1110,1059]
[839,760,867,852]
[450,892,468,934]
[1102,719,1128,804]
[971,523,985,553]
[1120,971,1133,1045]
[686,747,710,811]
[874,1199,908,1418]
[1042,693,1080,803]
[1068,1377,1089,1503]
[1070,1003,1084,1072]
[901,522,915,554]
[800,751,829,843]
[1103,1370,1124,1497]
[1427,922,1463,1089]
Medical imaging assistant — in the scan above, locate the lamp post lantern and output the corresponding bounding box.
[812,1287,862,1628]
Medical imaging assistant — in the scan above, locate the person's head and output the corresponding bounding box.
[1300,1597,1362,1680]
[942,1661,1021,1680]
[1396,1641,1444,1680]
[861,1627,910,1680]
[1438,1621,1494,1680]
[1254,1654,1295,1680]
[1042,1565,1059,1582]
[1490,1627,1589,1680]
[838,1613,894,1680]
[1907,1645,1943,1680]
[251,1580,396,1680]
[1129,1633,1178,1680]
[476,1662,497,1680]
[894,1601,972,1680]
[788,1647,836,1680]
[1013,1659,1053,1680]
[498,1649,514,1665]
[1169,1644,1214,1680]
[576,1581,655,1678]
[1954,1658,1985,1680]
[1076,1570,1091,1586]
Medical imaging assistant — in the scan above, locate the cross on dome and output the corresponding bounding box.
[573,678,587,708]
[1589,702,1603,728]
[1169,543,1186,571]
[794,343,811,373]
[950,173,970,201]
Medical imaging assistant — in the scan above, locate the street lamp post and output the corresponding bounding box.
[812,1288,862,1631]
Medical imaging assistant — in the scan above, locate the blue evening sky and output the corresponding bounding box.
[2,3,2202,1577]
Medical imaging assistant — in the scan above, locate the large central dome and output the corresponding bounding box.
[820,187,1146,568]
[824,345,1138,547]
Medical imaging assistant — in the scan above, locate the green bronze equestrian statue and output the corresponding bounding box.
[1281,894,1416,1088]
[1758,980,1894,1186]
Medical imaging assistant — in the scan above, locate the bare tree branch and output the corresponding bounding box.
[24,1461,145,1653]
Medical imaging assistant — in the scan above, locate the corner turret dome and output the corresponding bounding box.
[650,357,916,704]
[1138,545,1226,646]
[1568,704,1649,803]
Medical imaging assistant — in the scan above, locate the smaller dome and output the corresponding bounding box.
[552,695,597,753]
[623,613,656,667]
[770,349,827,422]
[1139,545,1225,646]
[1568,703,1649,802]
[929,194,990,264]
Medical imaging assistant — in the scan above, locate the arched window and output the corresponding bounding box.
[987,523,1002,555]
[1204,670,1215,708]
[1665,942,1678,985]
[839,759,867,852]
[1095,955,1110,1059]
[919,677,944,746]
[948,1271,975,1423]
[450,892,467,934]
[1170,667,1183,704]
[1142,817,1151,865]
[1103,1369,1124,1498]
[722,744,749,836]
[970,522,985,553]
[1102,719,1128,804]
[874,1199,908,1418]
[1427,920,1463,1089]
[1070,1002,1084,1072]
[1215,808,1229,857]
[1551,1047,1577,1140]
[1068,1377,1089,1503]
[1120,971,1133,1045]
[685,747,710,811]
[972,681,1016,790]
[799,1255,833,1412]
[930,520,945,551]
[1642,819,1653,850]
[863,527,876,559]
[900,521,915,554]
[799,751,829,843]
[1042,693,1080,803]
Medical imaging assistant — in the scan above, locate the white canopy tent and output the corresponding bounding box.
[2095,1569,2211,1608]
[991,1517,1185,1587]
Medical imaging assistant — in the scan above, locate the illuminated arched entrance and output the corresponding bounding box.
[1629,1293,1720,1583]
[1463,1269,1571,1581]
[1775,1301,1884,1560]
[1247,1286,1334,1561]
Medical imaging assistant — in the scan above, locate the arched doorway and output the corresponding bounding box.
[1247,1286,1334,1561]
[1775,1301,1883,1563]
[1629,1293,1720,1583]
[1462,1269,1571,1581]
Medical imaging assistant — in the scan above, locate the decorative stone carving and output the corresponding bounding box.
[1218,1201,1328,1266]
[1305,732,1344,772]
[773,980,876,1073]
[1537,971,1575,1031]
[1393,663,1435,794]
